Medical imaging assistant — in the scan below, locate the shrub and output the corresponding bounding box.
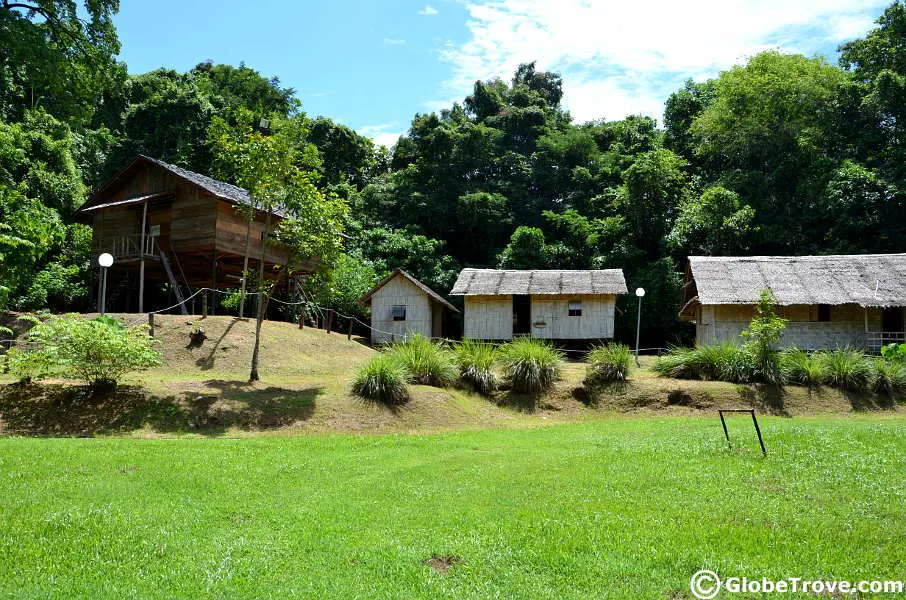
[4,345,55,384]
[387,333,457,387]
[585,343,633,384]
[869,359,906,395]
[740,290,785,383]
[453,339,499,395]
[352,354,409,404]
[817,348,872,391]
[651,347,697,379]
[13,314,161,389]
[880,343,906,362]
[651,344,754,383]
[780,349,826,386]
[499,337,563,394]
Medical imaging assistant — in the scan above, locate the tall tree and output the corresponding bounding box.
[209,111,346,381]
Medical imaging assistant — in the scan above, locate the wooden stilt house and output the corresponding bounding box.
[73,155,316,313]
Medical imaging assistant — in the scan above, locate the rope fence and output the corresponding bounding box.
[1,287,669,357]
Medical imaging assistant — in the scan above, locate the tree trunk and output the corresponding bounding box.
[238,217,253,319]
[249,210,274,383]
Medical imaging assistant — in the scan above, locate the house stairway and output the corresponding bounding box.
[159,250,189,315]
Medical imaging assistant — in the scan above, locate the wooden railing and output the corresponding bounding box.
[109,235,157,260]
[866,331,906,354]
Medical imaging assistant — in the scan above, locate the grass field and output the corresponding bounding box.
[1,315,904,598]
[1,416,904,599]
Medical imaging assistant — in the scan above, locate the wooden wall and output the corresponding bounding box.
[213,200,288,265]
[463,295,513,340]
[531,295,616,339]
[463,294,617,340]
[369,275,434,344]
[696,303,884,349]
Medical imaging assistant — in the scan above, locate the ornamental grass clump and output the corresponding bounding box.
[499,337,564,394]
[351,354,409,405]
[453,339,499,395]
[651,344,754,383]
[869,359,906,395]
[386,333,457,388]
[817,348,872,391]
[585,343,633,384]
[780,349,826,387]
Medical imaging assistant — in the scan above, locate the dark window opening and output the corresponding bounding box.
[817,304,831,322]
[568,300,582,317]
[391,305,406,321]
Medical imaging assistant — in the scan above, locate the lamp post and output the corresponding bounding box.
[98,252,114,315]
[634,287,645,367]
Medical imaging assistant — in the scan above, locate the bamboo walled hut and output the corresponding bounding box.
[358,269,458,344]
[450,269,628,341]
[680,254,906,352]
[74,155,317,314]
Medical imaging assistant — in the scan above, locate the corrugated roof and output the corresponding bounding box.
[450,269,628,296]
[359,269,459,312]
[689,254,906,308]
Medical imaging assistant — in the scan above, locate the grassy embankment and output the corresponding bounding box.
[0,314,900,437]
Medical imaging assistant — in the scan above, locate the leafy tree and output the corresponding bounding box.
[615,148,687,257]
[667,186,757,255]
[820,161,903,252]
[209,111,346,381]
[0,0,122,126]
[690,51,846,250]
[193,61,299,118]
[497,226,548,269]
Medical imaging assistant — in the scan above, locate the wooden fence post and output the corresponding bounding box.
[347,317,353,340]
[148,312,155,337]
[202,292,208,318]
[326,309,334,334]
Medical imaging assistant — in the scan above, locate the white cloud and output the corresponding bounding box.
[358,123,404,148]
[384,37,407,45]
[437,0,888,124]
[419,5,439,16]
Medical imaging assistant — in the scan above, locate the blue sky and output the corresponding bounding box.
[114,0,891,147]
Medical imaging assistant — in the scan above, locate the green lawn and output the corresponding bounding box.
[1,415,904,599]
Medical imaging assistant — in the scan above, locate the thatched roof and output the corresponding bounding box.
[450,269,627,296]
[688,254,906,308]
[359,269,459,312]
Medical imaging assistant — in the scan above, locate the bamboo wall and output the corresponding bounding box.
[696,303,885,349]
[369,275,435,344]
[463,294,617,340]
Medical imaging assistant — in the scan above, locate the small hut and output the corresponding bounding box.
[679,254,906,351]
[358,269,458,344]
[450,269,628,340]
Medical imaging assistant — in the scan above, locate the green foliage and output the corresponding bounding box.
[497,226,548,269]
[499,337,563,394]
[651,343,754,383]
[4,345,55,384]
[585,343,633,384]
[741,290,786,383]
[386,333,457,388]
[11,314,161,388]
[780,349,827,387]
[453,339,499,395]
[869,359,906,394]
[667,186,757,255]
[881,342,906,362]
[351,353,409,405]
[817,348,872,391]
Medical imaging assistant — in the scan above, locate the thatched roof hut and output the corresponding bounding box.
[680,254,906,351]
[450,269,627,340]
